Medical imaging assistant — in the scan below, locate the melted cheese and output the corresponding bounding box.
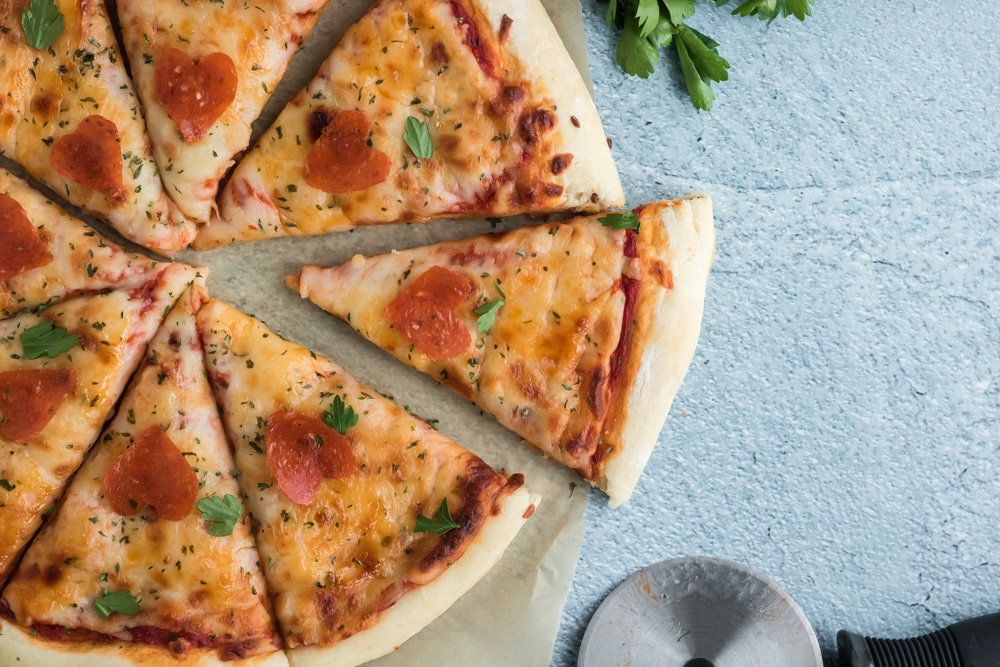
[0,170,164,319]
[1,283,280,659]
[201,0,616,247]
[196,299,520,648]
[0,0,195,252]
[0,263,195,586]
[294,215,629,476]
[116,0,329,223]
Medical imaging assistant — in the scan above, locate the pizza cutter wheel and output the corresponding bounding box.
[578,556,822,667]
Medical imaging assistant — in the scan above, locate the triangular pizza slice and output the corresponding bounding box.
[0,280,287,665]
[290,195,716,506]
[0,0,195,252]
[116,0,331,223]
[0,262,195,587]
[196,298,536,665]
[196,0,623,248]
[0,169,165,320]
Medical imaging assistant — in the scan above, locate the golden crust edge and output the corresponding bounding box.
[0,619,289,667]
[285,484,539,667]
[480,0,625,211]
[597,194,716,507]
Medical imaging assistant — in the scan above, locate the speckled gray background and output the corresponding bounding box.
[555,1,1000,665]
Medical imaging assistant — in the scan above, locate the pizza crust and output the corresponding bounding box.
[598,194,716,507]
[480,0,623,211]
[0,619,289,667]
[285,485,539,667]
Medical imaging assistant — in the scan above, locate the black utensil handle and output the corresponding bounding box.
[838,612,1000,667]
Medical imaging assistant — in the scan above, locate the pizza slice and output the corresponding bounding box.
[0,280,287,666]
[116,0,331,223]
[0,261,196,588]
[195,0,623,248]
[289,195,716,506]
[0,169,167,320]
[196,298,537,665]
[0,0,196,252]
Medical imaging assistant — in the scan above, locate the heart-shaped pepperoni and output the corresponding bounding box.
[103,425,199,521]
[265,410,355,506]
[385,266,474,360]
[50,115,126,201]
[0,369,76,444]
[155,47,237,143]
[303,110,391,194]
[0,193,52,281]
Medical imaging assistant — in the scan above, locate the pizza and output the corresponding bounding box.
[0,0,196,252]
[0,169,167,320]
[115,0,331,223]
[195,0,623,248]
[0,279,285,665]
[0,262,196,589]
[288,195,715,506]
[196,298,536,666]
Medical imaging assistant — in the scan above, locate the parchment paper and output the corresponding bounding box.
[170,0,594,664]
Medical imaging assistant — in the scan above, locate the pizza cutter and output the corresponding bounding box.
[578,556,822,667]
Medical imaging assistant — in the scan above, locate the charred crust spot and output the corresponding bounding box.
[29,93,57,120]
[591,192,599,203]
[607,137,613,149]
[315,589,338,623]
[514,182,539,207]
[498,14,514,43]
[551,153,574,175]
[307,109,337,143]
[437,133,461,155]
[43,563,62,585]
[220,639,264,659]
[570,115,581,128]
[522,503,536,519]
[564,427,592,454]
[430,41,449,65]
[588,366,609,418]
[489,85,526,118]
[544,183,564,198]
[167,331,182,348]
[419,459,503,571]
[519,108,556,144]
[651,260,674,289]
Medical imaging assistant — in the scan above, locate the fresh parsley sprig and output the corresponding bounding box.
[601,0,813,110]
[403,117,433,159]
[475,283,506,333]
[322,395,359,435]
[21,0,65,51]
[414,497,460,535]
[20,320,80,360]
[598,211,641,230]
[197,494,243,537]
[94,589,140,618]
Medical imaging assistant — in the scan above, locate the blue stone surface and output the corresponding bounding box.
[555,1,1000,664]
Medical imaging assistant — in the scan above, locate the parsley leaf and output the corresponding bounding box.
[475,283,507,333]
[21,0,64,50]
[403,117,433,159]
[602,0,807,109]
[322,395,358,435]
[20,321,80,359]
[598,211,641,230]
[94,589,140,618]
[414,497,460,535]
[197,494,243,537]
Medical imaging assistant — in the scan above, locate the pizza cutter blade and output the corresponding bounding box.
[578,556,823,667]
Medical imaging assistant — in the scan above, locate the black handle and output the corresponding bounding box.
[838,612,1000,667]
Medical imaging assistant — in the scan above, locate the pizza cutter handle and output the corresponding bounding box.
[837,611,1000,667]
